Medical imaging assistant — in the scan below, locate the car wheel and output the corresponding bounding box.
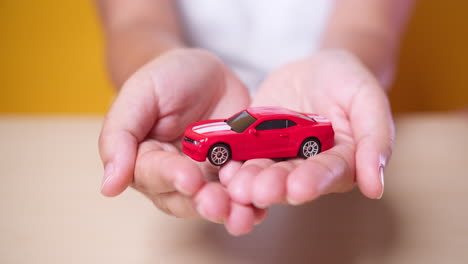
[299,138,321,158]
[208,143,231,166]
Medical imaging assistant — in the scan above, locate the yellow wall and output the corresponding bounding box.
[390,0,468,112]
[0,0,113,113]
[1,0,467,113]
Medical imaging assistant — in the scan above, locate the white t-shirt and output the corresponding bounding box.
[177,0,334,92]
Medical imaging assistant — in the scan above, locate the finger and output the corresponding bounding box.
[286,144,354,205]
[150,185,231,220]
[133,140,205,196]
[227,159,275,204]
[151,191,199,218]
[195,182,231,223]
[99,72,159,197]
[218,160,243,186]
[350,82,395,199]
[137,147,228,221]
[224,203,256,236]
[251,161,297,208]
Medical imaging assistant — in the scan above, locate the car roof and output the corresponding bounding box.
[246,107,299,119]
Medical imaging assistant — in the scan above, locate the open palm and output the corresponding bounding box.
[99,49,265,235]
[221,50,395,207]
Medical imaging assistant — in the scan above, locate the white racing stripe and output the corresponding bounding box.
[193,123,231,134]
[193,122,225,130]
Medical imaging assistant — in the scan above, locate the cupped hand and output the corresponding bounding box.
[221,50,395,208]
[98,49,266,235]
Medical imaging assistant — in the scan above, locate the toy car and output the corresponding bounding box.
[182,107,334,166]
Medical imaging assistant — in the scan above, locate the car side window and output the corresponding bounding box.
[286,120,297,128]
[256,119,287,130]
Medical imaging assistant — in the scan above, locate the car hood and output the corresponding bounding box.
[186,119,236,137]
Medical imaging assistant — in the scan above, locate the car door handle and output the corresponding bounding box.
[279,134,288,137]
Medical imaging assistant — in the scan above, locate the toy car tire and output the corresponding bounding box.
[208,143,231,166]
[299,138,321,158]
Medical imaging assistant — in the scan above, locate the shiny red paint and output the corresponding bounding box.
[182,106,334,166]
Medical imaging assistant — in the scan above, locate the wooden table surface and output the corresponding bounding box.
[1,114,467,264]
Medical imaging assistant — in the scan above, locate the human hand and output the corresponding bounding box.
[98,49,266,235]
[221,50,395,208]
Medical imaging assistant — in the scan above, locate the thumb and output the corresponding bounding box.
[98,72,159,196]
[350,81,395,199]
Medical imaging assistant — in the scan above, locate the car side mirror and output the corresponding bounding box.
[248,128,257,135]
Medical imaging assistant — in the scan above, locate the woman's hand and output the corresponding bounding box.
[98,49,266,235]
[221,50,395,208]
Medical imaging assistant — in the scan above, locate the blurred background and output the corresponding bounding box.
[0,0,467,113]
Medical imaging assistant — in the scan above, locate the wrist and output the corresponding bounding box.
[320,30,400,90]
[106,29,185,88]
[318,45,396,91]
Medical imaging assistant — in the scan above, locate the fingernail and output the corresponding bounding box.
[377,164,385,199]
[253,202,268,209]
[101,163,114,190]
[286,197,301,206]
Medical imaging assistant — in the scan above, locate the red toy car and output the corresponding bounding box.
[182,107,334,166]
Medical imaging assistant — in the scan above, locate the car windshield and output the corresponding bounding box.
[226,110,257,133]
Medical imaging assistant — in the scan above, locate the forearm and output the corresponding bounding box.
[321,0,416,89]
[96,0,185,87]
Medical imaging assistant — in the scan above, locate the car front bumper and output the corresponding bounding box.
[182,140,208,162]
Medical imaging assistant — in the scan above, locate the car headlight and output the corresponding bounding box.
[184,136,203,146]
